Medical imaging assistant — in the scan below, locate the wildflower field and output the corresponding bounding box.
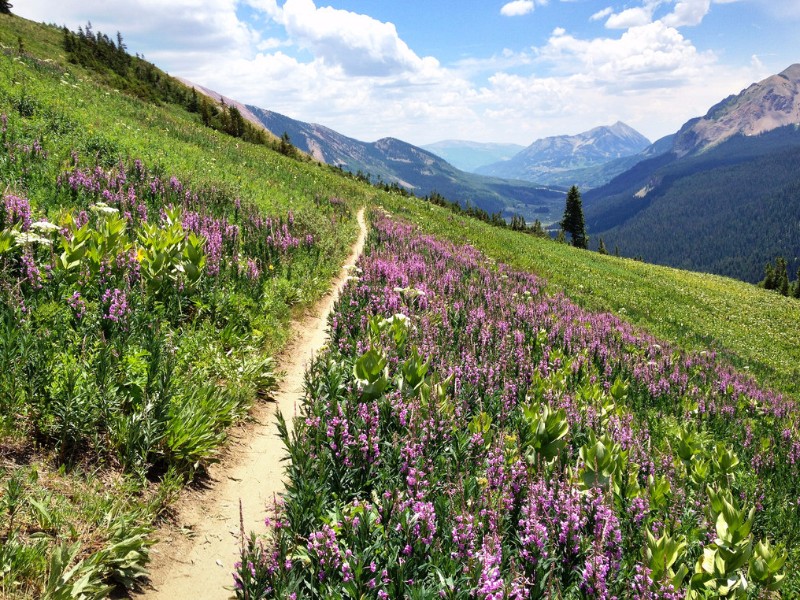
[5,13,800,599]
[239,213,797,598]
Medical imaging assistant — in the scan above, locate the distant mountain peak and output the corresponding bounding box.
[673,63,800,157]
[475,122,650,184]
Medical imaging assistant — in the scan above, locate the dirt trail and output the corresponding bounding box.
[140,207,367,599]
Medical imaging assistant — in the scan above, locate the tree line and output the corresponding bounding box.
[762,257,800,298]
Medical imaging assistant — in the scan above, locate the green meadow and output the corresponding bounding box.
[2,13,800,598]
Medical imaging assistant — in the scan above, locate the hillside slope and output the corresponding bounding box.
[4,13,800,599]
[381,193,800,398]
[585,125,800,282]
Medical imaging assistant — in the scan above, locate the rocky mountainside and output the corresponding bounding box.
[475,122,650,184]
[672,64,800,157]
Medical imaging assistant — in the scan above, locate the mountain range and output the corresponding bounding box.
[584,63,800,282]
[193,61,800,285]
[474,122,651,187]
[244,105,565,223]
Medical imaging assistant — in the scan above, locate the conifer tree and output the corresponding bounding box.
[279,132,296,157]
[793,268,800,299]
[199,96,211,126]
[598,237,608,255]
[188,88,199,113]
[560,185,587,249]
[1,0,13,15]
[776,257,790,296]
[763,262,776,290]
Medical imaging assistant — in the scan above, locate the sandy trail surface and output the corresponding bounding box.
[139,207,367,599]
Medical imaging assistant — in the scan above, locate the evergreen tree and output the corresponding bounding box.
[531,219,545,237]
[0,0,12,15]
[188,88,199,113]
[279,132,295,157]
[598,237,608,255]
[560,185,587,249]
[776,257,790,296]
[793,268,800,299]
[556,229,566,244]
[199,95,211,126]
[227,106,246,138]
[763,262,776,290]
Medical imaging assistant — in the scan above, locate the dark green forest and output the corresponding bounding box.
[585,127,800,283]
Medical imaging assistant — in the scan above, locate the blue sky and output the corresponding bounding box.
[17,1,800,146]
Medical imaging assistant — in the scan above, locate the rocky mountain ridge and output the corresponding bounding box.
[672,64,800,157]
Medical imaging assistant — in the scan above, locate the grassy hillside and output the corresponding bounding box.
[3,11,800,599]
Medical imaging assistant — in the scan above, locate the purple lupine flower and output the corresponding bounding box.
[102,288,130,323]
[67,291,87,319]
[3,194,32,230]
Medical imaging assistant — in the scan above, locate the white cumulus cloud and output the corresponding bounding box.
[278,0,435,77]
[590,7,614,21]
[605,7,654,29]
[500,1,535,17]
[662,0,713,27]
[9,0,779,145]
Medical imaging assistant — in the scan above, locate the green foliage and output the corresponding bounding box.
[645,529,689,589]
[748,538,787,591]
[136,207,206,297]
[521,402,569,462]
[354,348,389,402]
[41,517,152,600]
[560,185,587,249]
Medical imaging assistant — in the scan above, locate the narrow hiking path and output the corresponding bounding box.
[139,207,367,599]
